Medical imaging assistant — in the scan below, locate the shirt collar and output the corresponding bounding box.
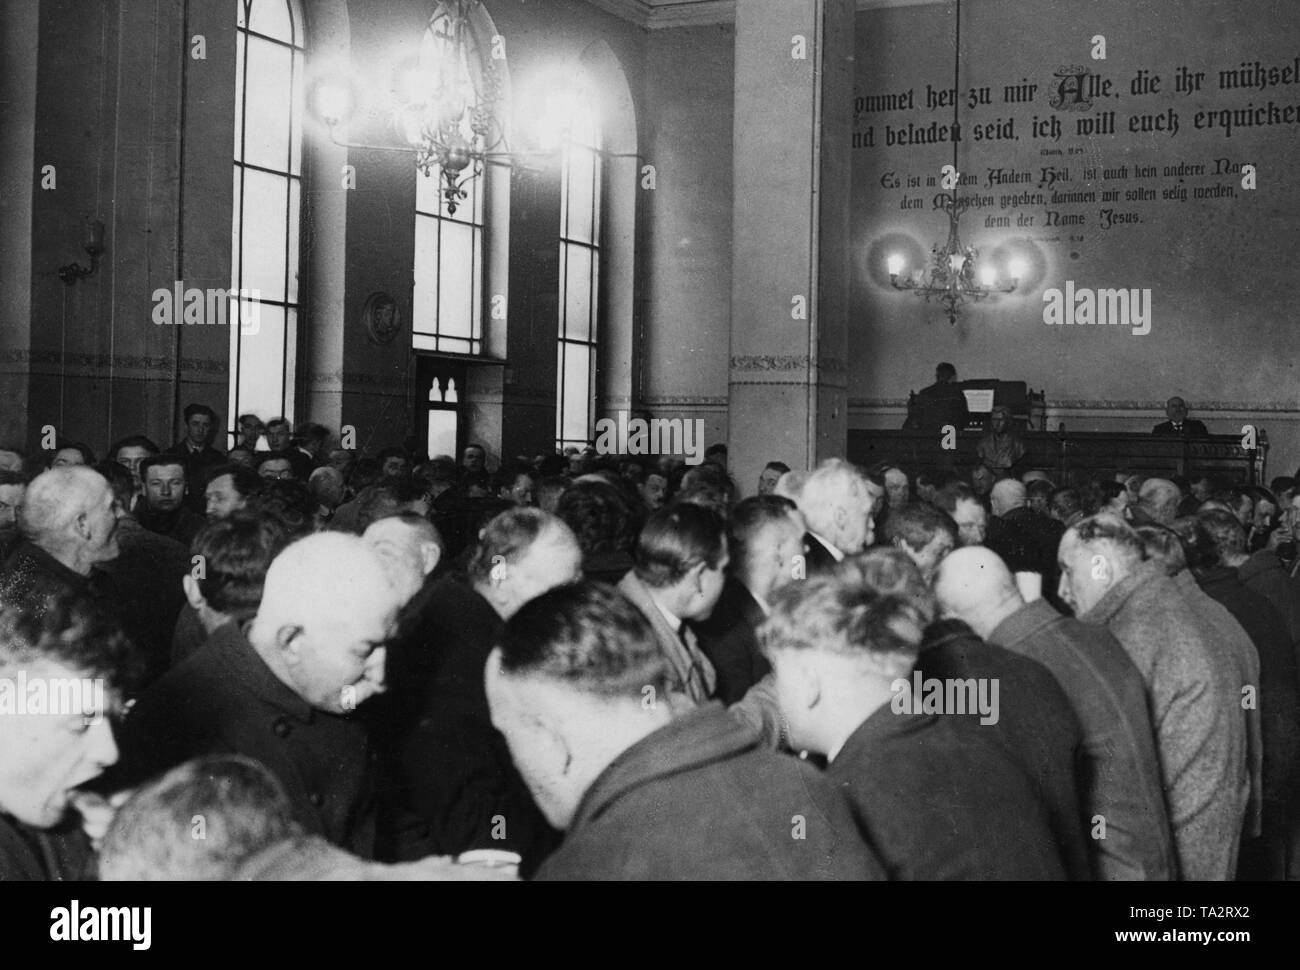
[809,531,845,562]
[655,601,684,634]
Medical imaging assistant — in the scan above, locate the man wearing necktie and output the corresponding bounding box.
[1152,396,1209,436]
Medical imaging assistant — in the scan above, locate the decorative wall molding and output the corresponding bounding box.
[730,355,847,374]
[850,398,907,409]
[2,348,227,375]
[641,395,728,407]
[1049,400,1300,413]
[730,379,822,388]
[849,397,1300,413]
[308,370,408,392]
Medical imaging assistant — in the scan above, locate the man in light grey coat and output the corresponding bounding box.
[936,547,1176,881]
[1058,514,1247,880]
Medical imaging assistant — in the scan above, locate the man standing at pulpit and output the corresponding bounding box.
[1152,397,1209,437]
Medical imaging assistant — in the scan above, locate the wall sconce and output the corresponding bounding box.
[58,219,105,285]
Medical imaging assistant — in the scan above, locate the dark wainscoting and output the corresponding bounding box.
[848,430,1266,486]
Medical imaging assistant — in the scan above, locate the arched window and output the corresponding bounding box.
[230,0,305,440]
[556,93,600,451]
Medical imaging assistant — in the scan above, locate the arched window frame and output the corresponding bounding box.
[556,92,602,451]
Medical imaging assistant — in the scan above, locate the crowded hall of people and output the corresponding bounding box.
[1,0,1298,887]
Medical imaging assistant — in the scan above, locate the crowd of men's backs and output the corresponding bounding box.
[1,402,1298,881]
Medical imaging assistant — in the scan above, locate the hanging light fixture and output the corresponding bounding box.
[313,1,508,216]
[391,0,506,215]
[886,0,1019,324]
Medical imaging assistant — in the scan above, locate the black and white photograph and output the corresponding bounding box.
[0,0,1292,949]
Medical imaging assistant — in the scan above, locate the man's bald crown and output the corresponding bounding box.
[934,546,1021,619]
[256,532,397,629]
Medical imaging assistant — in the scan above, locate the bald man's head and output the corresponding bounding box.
[1137,478,1181,525]
[989,479,1027,517]
[249,533,403,714]
[933,547,1023,639]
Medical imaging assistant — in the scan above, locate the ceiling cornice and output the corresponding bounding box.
[584,0,951,31]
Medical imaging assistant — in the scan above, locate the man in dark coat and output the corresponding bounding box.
[909,361,970,432]
[392,509,582,873]
[1237,545,1300,647]
[106,533,403,858]
[0,467,122,627]
[1152,396,1209,436]
[488,581,884,880]
[989,478,1065,603]
[796,459,875,576]
[913,618,1090,879]
[1191,511,1300,880]
[135,455,204,547]
[695,495,805,703]
[761,566,1063,879]
[935,547,1176,880]
[853,547,1089,880]
[91,461,189,686]
[165,402,227,512]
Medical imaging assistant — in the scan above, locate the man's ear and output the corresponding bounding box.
[833,504,849,531]
[792,653,823,711]
[687,560,708,592]
[74,511,93,541]
[181,574,206,612]
[530,706,575,777]
[274,624,305,664]
[419,541,442,577]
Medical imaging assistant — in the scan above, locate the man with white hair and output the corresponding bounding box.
[1135,478,1183,526]
[798,459,874,574]
[0,467,120,615]
[109,532,405,856]
[1057,513,1247,879]
[935,547,1176,881]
